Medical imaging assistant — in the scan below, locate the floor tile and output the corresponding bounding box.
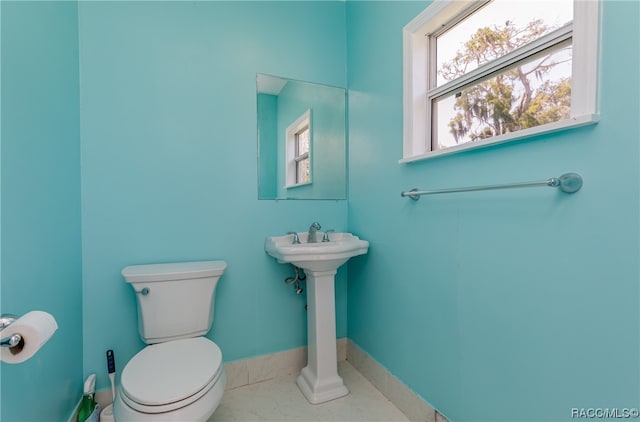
[211,361,409,422]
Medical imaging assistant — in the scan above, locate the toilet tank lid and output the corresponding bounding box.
[122,260,227,283]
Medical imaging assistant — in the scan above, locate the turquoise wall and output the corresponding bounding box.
[346,1,640,421]
[77,1,348,392]
[258,93,278,199]
[2,1,638,421]
[1,1,83,421]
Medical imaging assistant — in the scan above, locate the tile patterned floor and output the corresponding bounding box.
[210,361,409,422]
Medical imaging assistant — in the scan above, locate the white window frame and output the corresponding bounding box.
[401,0,601,163]
[285,109,312,188]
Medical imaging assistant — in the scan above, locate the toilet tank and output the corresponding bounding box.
[122,260,227,344]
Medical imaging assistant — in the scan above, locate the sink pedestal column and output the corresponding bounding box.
[296,268,348,404]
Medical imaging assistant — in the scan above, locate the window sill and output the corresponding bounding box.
[400,113,600,164]
[285,181,312,189]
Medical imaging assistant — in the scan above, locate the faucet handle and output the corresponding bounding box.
[287,232,301,244]
[322,230,335,242]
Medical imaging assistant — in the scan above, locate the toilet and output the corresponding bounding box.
[113,260,227,422]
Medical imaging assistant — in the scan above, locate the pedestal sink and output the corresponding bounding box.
[265,232,369,404]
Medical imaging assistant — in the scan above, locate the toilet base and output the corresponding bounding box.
[100,404,114,422]
[296,367,349,404]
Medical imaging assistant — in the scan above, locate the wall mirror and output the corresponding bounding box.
[257,74,347,200]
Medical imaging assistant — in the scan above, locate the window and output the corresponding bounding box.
[286,109,312,187]
[402,0,600,162]
[294,125,311,184]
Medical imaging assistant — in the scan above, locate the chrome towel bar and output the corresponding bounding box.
[401,172,583,201]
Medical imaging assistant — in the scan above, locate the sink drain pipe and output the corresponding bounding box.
[284,266,306,294]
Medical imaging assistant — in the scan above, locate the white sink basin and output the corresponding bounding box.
[265,230,369,403]
[265,232,369,272]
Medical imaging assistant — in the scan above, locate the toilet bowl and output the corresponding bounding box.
[114,261,227,421]
[114,337,226,421]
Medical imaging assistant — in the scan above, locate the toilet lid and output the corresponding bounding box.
[121,337,222,407]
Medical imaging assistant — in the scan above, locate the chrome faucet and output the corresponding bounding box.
[322,229,335,242]
[308,222,321,243]
[287,232,301,244]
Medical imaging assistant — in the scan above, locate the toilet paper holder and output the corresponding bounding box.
[0,314,23,348]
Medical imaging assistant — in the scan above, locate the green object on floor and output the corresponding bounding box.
[78,374,100,422]
[77,394,98,422]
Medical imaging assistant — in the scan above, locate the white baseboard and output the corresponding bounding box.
[91,338,451,422]
[346,339,449,422]
[93,338,348,408]
[95,389,115,411]
[225,337,348,390]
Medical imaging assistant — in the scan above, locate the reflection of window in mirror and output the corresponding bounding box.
[286,109,312,188]
[295,125,310,184]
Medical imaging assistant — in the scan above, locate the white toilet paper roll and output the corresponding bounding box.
[0,311,58,364]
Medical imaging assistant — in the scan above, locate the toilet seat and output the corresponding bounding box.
[120,337,223,414]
